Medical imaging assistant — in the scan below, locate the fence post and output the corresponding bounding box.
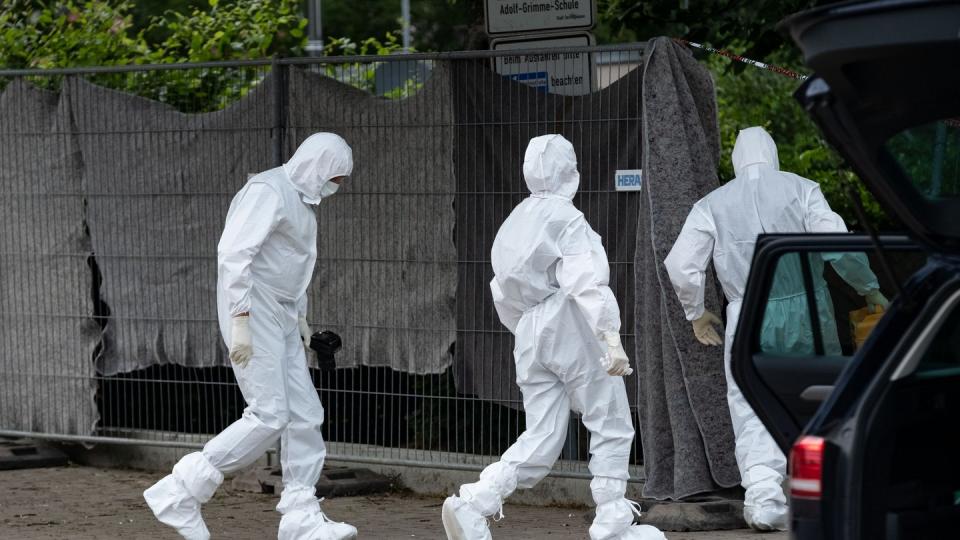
[270,56,288,469]
[272,56,288,167]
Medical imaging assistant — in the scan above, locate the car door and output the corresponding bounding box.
[730,234,925,451]
[730,0,960,452]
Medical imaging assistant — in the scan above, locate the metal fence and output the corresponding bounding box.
[0,44,645,480]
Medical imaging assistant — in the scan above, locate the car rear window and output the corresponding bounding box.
[886,119,960,200]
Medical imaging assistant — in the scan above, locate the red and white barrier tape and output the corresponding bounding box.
[673,38,809,80]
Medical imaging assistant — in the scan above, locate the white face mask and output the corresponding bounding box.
[319,180,340,199]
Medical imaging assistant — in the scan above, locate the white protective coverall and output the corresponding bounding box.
[441,135,665,540]
[664,127,881,530]
[143,133,356,540]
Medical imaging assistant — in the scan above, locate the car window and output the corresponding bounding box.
[915,303,960,377]
[760,252,851,357]
[758,250,927,357]
[886,119,960,199]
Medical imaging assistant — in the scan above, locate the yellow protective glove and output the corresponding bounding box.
[692,311,723,347]
[229,315,253,368]
[601,333,633,377]
[864,289,889,311]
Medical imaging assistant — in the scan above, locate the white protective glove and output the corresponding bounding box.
[601,332,633,377]
[298,316,312,347]
[298,316,315,365]
[864,289,889,311]
[229,315,253,368]
[692,311,723,347]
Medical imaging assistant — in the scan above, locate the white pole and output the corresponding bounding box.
[401,0,411,52]
[307,0,323,56]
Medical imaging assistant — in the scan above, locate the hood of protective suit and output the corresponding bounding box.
[522,134,579,200]
[282,132,353,204]
[732,126,780,180]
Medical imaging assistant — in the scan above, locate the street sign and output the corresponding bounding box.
[491,32,595,96]
[614,169,642,191]
[485,0,595,35]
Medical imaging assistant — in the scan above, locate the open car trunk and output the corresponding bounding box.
[784,0,960,252]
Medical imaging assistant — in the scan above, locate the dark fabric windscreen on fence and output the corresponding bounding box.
[56,67,456,377]
[286,65,457,374]
[68,75,276,376]
[0,80,100,435]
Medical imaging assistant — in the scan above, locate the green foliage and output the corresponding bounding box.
[0,0,308,68]
[0,0,307,111]
[887,122,960,199]
[323,32,407,57]
[597,0,831,64]
[137,0,306,111]
[0,0,149,70]
[146,0,306,62]
[708,51,893,230]
[321,32,424,99]
[129,0,206,45]
[322,0,482,52]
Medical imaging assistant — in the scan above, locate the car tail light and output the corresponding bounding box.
[790,436,825,499]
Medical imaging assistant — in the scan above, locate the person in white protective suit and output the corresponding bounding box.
[441,135,666,540]
[143,133,357,540]
[664,126,888,531]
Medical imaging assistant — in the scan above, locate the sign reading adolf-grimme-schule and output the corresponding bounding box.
[485,0,595,35]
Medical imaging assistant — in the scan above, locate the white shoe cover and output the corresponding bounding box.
[442,496,492,540]
[277,499,357,540]
[143,475,210,540]
[459,463,515,517]
[590,499,667,540]
[621,524,668,540]
[744,503,789,532]
[590,499,635,540]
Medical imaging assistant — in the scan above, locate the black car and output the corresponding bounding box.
[730,1,960,539]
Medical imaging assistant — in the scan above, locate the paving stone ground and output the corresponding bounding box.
[0,466,787,539]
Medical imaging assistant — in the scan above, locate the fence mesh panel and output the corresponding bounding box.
[0,46,645,479]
